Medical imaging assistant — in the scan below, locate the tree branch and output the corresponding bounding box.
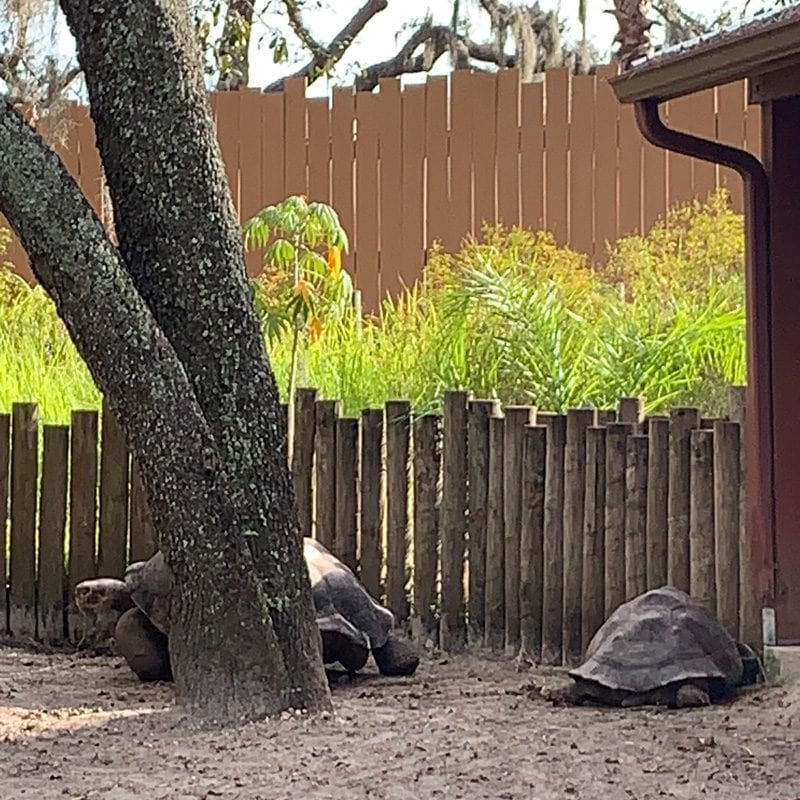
[264,0,388,91]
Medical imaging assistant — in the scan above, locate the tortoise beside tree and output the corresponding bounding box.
[76,539,420,684]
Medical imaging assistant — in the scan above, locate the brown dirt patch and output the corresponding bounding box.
[1,645,798,799]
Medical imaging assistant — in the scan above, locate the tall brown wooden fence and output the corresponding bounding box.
[1,67,761,314]
[0,386,758,662]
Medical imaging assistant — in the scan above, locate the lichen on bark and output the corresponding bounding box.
[57,0,330,710]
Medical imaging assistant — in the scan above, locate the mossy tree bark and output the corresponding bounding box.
[0,0,332,722]
[57,0,328,710]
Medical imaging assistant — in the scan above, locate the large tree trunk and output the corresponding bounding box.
[0,98,323,722]
[58,0,330,710]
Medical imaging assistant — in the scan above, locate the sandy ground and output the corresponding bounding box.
[1,644,798,800]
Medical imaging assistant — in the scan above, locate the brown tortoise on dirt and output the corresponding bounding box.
[76,538,419,683]
[550,586,763,708]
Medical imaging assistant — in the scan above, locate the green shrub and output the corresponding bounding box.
[0,190,746,422]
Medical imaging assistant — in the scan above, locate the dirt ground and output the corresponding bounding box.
[0,645,798,800]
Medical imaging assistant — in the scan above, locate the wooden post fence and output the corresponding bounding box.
[0,390,751,660]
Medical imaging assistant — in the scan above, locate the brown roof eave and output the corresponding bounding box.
[610,12,800,104]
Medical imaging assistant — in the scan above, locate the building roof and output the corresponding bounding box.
[610,5,800,103]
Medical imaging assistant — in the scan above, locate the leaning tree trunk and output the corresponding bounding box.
[58,0,330,709]
[0,99,327,722]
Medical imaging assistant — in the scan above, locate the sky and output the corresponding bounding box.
[53,0,761,98]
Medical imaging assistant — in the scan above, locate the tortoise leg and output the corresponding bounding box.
[372,631,420,677]
[320,629,369,673]
[114,607,173,682]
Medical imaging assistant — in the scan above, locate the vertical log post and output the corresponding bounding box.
[668,408,700,592]
[519,423,546,664]
[582,426,606,653]
[714,420,740,637]
[541,413,566,666]
[359,408,384,600]
[646,416,670,589]
[562,408,595,665]
[484,414,505,651]
[729,385,760,651]
[689,429,716,607]
[503,405,535,654]
[97,400,129,578]
[385,400,412,623]
[439,391,469,651]
[604,422,633,617]
[412,413,441,648]
[335,417,359,572]
[625,435,649,600]
[292,387,318,539]
[467,399,499,646]
[37,425,69,643]
[9,403,38,639]
[314,399,339,551]
[67,410,99,643]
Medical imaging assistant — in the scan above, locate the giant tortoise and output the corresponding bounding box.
[553,586,762,708]
[75,538,419,682]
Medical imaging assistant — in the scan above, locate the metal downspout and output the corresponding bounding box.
[634,98,775,624]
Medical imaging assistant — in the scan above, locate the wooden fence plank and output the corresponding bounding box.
[668,407,700,592]
[412,413,441,648]
[354,91,380,313]
[689,429,716,607]
[625,435,649,600]
[378,78,404,299]
[332,86,356,276]
[129,456,157,562]
[562,408,594,665]
[594,65,620,258]
[617,396,643,428]
[37,425,69,643]
[545,69,570,244]
[239,90,265,277]
[448,71,473,253]
[314,400,339,552]
[0,414,9,633]
[496,69,520,228]
[335,417,359,572]
[605,422,633,617]
[618,102,643,237]
[472,72,498,231]
[440,390,469,651]
[666,97,695,212]
[9,403,38,639]
[569,75,595,256]
[283,77,307,196]
[67,410,99,642]
[484,414,505,651]
[359,408,384,600]
[687,89,718,201]
[520,80,545,232]
[467,399,500,646]
[541,412,566,665]
[307,97,331,204]
[385,399,411,622]
[400,84,426,289]
[214,90,241,214]
[503,406,534,653]
[520,423,546,664]
[97,400,129,578]
[261,91,285,205]
[424,76,450,256]
[716,81,746,212]
[646,416,670,589]
[292,387,317,539]
[714,420,740,638]
[582,426,606,652]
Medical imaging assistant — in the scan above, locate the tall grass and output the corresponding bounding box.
[0,191,746,422]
